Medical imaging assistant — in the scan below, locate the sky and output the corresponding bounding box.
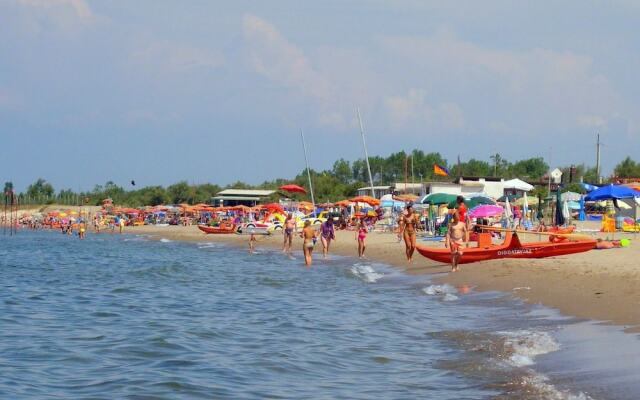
[1,0,639,192]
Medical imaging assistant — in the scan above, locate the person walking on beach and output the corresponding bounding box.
[320,218,336,259]
[400,204,418,263]
[283,213,296,254]
[356,220,367,258]
[301,220,317,266]
[445,211,469,272]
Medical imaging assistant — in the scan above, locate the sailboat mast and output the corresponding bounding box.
[357,107,376,198]
[300,128,316,216]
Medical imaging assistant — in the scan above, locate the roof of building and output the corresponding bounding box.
[356,186,392,191]
[216,189,276,197]
[211,195,261,201]
[456,176,504,183]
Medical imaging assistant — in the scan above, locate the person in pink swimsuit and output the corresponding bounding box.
[356,220,367,258]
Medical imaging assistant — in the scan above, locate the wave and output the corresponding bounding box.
[349,264,384,283]
[422,284,459,301]
[499,330,560,367]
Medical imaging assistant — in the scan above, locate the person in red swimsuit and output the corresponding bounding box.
[456,196,467,225]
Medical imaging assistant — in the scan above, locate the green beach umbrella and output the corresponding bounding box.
[447,196,496,209]
[422,193,458,205]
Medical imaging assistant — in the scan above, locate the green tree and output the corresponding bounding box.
[3,181,13,194]
[510,157,549,180]
[26,178,55,202]
[614,156,640,178]
[167,181,196,204]
[332,159,352,183]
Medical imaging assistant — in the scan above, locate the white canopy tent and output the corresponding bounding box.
[503,178,534,192]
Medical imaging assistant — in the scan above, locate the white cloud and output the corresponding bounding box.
[384,89,465,131]
[131,40,225,73]
[17,0,92,21]
[242,14,335,103]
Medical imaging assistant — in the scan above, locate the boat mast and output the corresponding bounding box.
[357,107,376,198]
[300,128,316,216]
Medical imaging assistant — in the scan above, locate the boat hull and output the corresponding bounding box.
[416,232,596,264]
[198,224,237,234]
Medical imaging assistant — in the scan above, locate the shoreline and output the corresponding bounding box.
[120,224,638,332]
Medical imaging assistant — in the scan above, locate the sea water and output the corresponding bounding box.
[1,231,639,399]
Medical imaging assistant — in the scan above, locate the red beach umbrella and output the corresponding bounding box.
[279,184,307,194]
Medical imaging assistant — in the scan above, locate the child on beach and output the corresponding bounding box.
[445,211,468,272]
[356,220,367,258]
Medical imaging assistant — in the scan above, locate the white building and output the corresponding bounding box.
[212,189,276,207]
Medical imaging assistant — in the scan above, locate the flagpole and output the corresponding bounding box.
[357,107,376,198]
[300,128,316,217]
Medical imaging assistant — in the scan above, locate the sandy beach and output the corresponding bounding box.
[126,223,640,333]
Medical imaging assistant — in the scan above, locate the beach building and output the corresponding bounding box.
[456,176,505,199]
[212,189,276,207]
[393,182,425,196]
[355,186,393,198]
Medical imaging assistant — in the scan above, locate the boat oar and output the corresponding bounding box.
[476,225,595,241]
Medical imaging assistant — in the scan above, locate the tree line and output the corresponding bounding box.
[4,153,639,207]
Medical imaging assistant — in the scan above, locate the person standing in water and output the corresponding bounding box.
[248,228,257,254]
[282,213,296,254]
[301,220,317,266]
[356,220,367,258]
[445,211,469,272]
[320,218,335,259]
[400,204,418,263]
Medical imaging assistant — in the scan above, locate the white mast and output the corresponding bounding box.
[357,107,376,198]
[300,128,316,216]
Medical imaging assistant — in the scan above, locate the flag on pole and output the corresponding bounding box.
[433,164,450,177]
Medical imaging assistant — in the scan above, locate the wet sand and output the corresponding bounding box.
[127,223,640,332]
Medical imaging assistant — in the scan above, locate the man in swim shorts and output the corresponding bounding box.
[283,213,296,254]
[446,211,468,272]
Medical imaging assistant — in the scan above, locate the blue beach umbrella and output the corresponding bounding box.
[584,184,640,201]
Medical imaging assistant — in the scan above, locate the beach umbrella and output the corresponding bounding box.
[562,200,571,220]
[468,205,503,218]
[497,194,520,202]
[585,184,640,201]
[421,193,457,205]
[349,196,380,206]
[536,195,544,221]
[555,186,565,226]
[279,184,307,194]
[503,196,513,219]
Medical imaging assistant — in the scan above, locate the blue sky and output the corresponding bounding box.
[1,0,639,192]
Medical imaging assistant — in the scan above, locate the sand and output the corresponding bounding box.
[119,223,640,332]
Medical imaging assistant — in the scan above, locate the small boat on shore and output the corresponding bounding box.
[416,232,596,265]
[198,223,237,234]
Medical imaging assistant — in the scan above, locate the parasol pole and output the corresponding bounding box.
[357,107,376,199]
[300,128,316,217]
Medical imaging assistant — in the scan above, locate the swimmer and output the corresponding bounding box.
[320,218,335,259]
[283,213,296,254]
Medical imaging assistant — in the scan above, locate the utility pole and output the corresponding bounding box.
[356,107,376,198]
[595,133,601,184]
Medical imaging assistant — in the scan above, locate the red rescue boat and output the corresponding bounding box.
[416,232,596,265]
[198,223,237,234]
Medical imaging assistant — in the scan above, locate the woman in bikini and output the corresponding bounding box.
[301,220,317,266]
[400,204,418,263]
[320,218,335,259]
[356,220,367,258]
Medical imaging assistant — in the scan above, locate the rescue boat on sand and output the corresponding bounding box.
[416,232,596,265]
[198,223,237,234]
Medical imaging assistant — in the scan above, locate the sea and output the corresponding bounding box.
[1,230,640,399]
